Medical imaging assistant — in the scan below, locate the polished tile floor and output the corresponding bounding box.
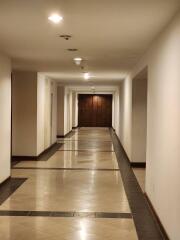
[0,128,138,239]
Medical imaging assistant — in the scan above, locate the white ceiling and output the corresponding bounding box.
[0,0,179,84]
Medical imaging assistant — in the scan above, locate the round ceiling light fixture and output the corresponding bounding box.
[48,14,63,24]
[74,57,82,65]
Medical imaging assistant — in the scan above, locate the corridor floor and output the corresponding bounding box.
[0,128,139,239]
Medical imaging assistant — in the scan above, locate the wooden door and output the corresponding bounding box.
[78,94,112,127]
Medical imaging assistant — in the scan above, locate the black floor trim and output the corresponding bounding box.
[58,149,114,152]
[131,162,146,168]
[110,129,167,240]
[12,167,120,171]
[58,139,112,142]
[0,210,132,219]
[0,178,27,205]
[57,130,75,139]
[12,143,63,162]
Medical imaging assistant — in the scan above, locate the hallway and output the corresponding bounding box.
[0,128,138,240]
[0,1,180,239]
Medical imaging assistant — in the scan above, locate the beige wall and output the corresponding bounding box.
[57,86,73,136]
[118,77,132,159]
[12,72,56,156]
[0,53,11,183]
[131,75,147,163]
[72,92,78,128]
[113,90,120,134]
[12,71,37,156]
[37,74,57,155]
[57,86,65,136]
[119,10,180,240]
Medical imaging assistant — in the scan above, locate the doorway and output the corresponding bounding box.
[78,94,112,127]
[132,68,148,192]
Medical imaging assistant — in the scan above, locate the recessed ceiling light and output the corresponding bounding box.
[67,48,78,51]
[48,14,63,24]
[59,34,71,40]
[74,57,82,61]
[84,72,90,80]
[74,57,82,65]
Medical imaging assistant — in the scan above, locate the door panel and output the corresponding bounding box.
[78,94,112,127]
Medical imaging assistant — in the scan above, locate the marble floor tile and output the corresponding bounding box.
[58,141,114,151]
[0,169,130,213]
[0,127,141,240]
[0,217,138,240]
[15,151,118,169]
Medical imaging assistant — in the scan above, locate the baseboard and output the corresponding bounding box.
[144,193,169,240]
[72,126,78,129]
[12,156,37,161]
[0,176,11,187]
[131,162,146,168]
[12,142,61,161]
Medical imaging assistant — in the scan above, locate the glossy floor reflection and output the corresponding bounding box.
[58,140,114,151]
[15,151,119,169]
[0,217,138,240]
[0,169,130,212]
[0,127,138,239]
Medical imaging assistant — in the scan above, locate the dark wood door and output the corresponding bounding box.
[78,94,112,127]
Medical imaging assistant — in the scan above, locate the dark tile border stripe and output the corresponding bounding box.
[58,149,114,152]
[12,167,120,171]
[110,129,167,240]
[11,160,21,167]
[57,139,112,143]
[12,143,63,162]
[131,162,146,168]
[0,178,27,205]
[0,210,132,219]
[57,130,75,139]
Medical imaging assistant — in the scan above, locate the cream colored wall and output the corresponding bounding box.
[57,86,73,136]
[37,74,45,155]
[119,10,180,240]
[51,81,57,144]
[13,72,56,157]
[72,92,78,128]
[57,86,65,136]
[64,88,73,135]
[113,90,120,134]
[0,53,11,183]
[12,71,37,156]
[131,77,147,163]
[118,77,132,160]
[37,74,57,155]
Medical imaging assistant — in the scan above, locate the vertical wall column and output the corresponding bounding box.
[0,54,11,183]
[12,71,57,157]
[57,86,73,137]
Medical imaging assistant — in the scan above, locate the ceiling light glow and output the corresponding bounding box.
[84,72,90,80]
[74,57,82,65]
[48,14,63,24]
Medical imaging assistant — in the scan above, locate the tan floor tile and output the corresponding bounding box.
[15,151,118,169]
[0,217,138,240]
[58,141,114,151]
[0,169,130,213]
